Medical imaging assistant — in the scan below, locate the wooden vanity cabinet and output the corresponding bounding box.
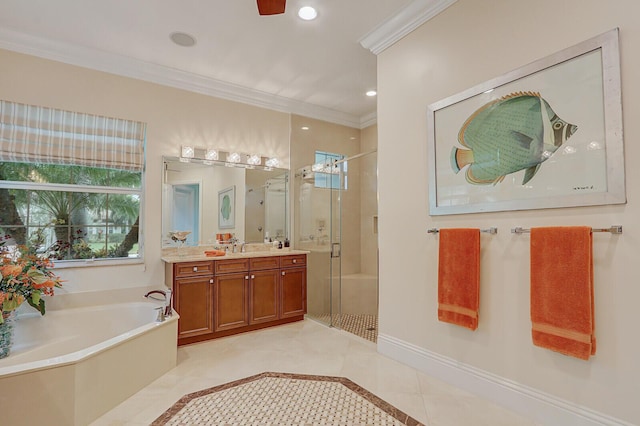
[213,259,250,332]
[249,257,280,325]
[168,253,306,346]
[280,255,307,318]
[167,261,215,340]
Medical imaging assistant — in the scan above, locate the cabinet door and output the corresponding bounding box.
[280,266,307,318]
[174,276,214,339]
[214,272,250,332]
[249,270,279,324]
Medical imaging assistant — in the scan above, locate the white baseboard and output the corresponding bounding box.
[377,333,632,426]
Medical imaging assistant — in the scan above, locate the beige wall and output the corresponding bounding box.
[360,124,378,277]
[0,48,290,293]
[377,0,639,423]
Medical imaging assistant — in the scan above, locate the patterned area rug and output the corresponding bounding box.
[152,372,422,425]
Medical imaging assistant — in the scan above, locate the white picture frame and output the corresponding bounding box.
[427,28,625,215]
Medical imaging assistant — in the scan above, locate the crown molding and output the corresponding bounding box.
[359,0,457,55]
[360,111,377,128]
[0,27,365,129]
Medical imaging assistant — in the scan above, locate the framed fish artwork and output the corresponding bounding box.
[427,28,625,215]
[218,185,236,229]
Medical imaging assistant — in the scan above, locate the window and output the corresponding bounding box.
[0,101,145,264]
[314,151,346,190]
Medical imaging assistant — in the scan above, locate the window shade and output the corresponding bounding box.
[0,100,145,172]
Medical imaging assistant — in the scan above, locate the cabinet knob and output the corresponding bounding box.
[251,274,255,279]
[245,275,249,280]
[282,271,285,276]
[193,266,198,272]
[210,279,214,284]
[293,259,297,264]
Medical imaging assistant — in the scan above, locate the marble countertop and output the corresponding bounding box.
[161,248,309,264]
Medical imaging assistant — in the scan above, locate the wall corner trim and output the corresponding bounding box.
[359,0,458,55]
[377,333,633,426]
[360,111,377,128]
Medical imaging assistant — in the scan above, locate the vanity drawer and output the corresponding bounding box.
[175,261,215,278]
[250,256,281,271]
[215,258,250,274]
[281,254,306,268]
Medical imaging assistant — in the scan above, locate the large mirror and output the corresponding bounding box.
[162,156,289,247]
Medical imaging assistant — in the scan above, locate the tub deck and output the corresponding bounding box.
[0,299,178,425]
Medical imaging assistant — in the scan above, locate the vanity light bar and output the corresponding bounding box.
[179,146,280,169]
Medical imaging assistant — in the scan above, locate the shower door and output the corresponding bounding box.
[298,150,378,339]
[296,165,340,328]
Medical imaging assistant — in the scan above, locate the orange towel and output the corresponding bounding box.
[204,249,226,257]
[438,228,480,330]
[530,227,595,360]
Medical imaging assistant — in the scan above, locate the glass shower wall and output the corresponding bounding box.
[296,167,338,327]
[296,150,378,341]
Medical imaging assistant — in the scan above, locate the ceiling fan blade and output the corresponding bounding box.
[257,0,286,15]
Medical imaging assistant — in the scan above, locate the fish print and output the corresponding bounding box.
[451,91,578,185]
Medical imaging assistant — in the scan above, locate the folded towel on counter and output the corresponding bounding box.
[437,228,481,330]
[204,250,226,257]
[530,226,595,360]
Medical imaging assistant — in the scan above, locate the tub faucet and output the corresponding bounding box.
[144,289,173,317]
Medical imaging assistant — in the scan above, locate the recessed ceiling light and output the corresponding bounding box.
[366,90,377,97]
[170,32,197,47]
[298,6,317,20]
[301,126,310,130]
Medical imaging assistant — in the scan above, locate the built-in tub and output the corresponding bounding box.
[0,300,178,425]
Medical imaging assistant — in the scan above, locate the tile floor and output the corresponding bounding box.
[92,319,539,426]
[153,372,420,425]
[308,313,379,342]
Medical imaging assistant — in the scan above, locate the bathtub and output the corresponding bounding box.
[0,300,178,425]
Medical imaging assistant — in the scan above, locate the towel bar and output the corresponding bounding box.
[427,227,498,235]
[511,225,622,234]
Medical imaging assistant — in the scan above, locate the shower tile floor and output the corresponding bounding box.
[308,313,378,343]
[92,319,539,426]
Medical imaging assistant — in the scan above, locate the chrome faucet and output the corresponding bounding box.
[144,288,173,317]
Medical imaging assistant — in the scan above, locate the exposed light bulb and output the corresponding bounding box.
[227,152,241,163]
[205,149,219,161]
[247,154,261,165]
[366,90,377,97]
[265,157,280,168]
[181,146,194,158]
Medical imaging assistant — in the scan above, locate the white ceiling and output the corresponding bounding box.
[0,0,454,128]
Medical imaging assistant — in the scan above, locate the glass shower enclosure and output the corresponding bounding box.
[296,150,378,342]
